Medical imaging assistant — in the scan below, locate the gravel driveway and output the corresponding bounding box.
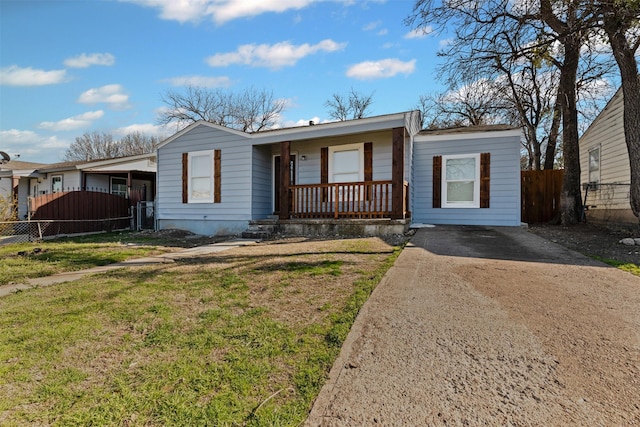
[306,226,640,426]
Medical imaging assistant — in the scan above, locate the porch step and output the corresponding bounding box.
[241,220,279,240]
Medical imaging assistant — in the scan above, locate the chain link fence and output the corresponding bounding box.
[0,218,132,245]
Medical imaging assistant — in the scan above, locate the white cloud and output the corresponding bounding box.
[162,75,233,88]
[114,123,171,138]
[0,129,69,161]
[64,53,115,68]
[346,58,416,80]
[38,111,105,132]
[77,84,130,109]
[439,38,454,48]
[207,39,346,70]
[124,0,352,24]
[0,65,67,86]
[363,20,382,31]
[404,27,433,39]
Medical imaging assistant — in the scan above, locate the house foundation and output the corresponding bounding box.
[245,218,411,239]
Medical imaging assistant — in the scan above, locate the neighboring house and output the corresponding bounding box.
[0,160,47,219]
[579,86,636,226]
[32,153,157,203]
[0,153,156,220]
[156,111,522,236]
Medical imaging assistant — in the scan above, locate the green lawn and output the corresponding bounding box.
[594,257,640,277]
[0,232,176,286]
[0,237,401,426]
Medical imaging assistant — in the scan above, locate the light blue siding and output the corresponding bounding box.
[252,145,272,218]
[268,130,396,184]
[157,124,254,235]
[412,132,522,226]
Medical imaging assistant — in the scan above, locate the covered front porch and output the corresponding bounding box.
[272,126,410,221]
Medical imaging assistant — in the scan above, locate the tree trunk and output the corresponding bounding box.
[605,18,640,220]
[558,38,583,225]
[544,88,563,170]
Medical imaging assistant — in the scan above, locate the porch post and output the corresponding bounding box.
[391,127,405,219]
[12,177,19,218]
[127,171,133,198]
[279,141,291,220]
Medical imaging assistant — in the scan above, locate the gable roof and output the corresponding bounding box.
[36,153,156,173]
[416,124,521,141]
[156,110,423,149]
[0,160,48,170]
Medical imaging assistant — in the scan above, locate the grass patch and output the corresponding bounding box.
[0,231,175,286]
[0,237,401,426]
[594,256,640,277]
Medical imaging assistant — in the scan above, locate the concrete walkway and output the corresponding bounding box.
[305,226,640,425]
[0,239,258,298]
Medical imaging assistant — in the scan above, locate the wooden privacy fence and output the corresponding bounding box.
[30,190,130,235]
[521,169,564,223]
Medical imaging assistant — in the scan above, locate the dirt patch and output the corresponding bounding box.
[529,223,640,265]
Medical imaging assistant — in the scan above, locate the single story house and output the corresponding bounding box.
[0,153,156,220]
[0,160,47,220]
[156,111,522,236]
[579,85,636,226]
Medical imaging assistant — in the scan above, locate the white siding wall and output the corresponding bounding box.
[412,132,522,226]
[157,124,254,235]
[37,171,82,193]
[579,89,631,213]
[86,175,110,191]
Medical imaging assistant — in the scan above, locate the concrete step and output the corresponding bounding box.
[242,220,280,240]
[241,230,273,239]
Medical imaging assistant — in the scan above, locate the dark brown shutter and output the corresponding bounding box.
[214,149,221,203]
[433,155,442,208]
[364,142,373,181]
[182,153,188,203]
[364,142,373,200]
[480,152,490,208]
[321,147,328,202]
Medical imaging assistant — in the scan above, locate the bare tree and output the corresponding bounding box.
[158,86,286,132]
[417,81,506,129]
[64,132,119,161]
[118,132,160,156]
[407,0,607,224]
[598,0,640,220]
[64,132,158,161]
[325,88,375,121]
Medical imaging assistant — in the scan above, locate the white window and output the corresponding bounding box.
[328,143,364,183]
[588,147,600,184]
[188,150,214,203]
[111,177,128,197]
[328,143,364,201]
[51,175,63,193]
[442,153,480,208]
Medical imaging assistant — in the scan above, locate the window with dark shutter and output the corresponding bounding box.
[182,149,219,204]
[433,152,490,209]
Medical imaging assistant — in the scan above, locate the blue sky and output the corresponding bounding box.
[0,0,447,164]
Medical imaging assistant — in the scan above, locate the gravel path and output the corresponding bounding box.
[306,226,640,426]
